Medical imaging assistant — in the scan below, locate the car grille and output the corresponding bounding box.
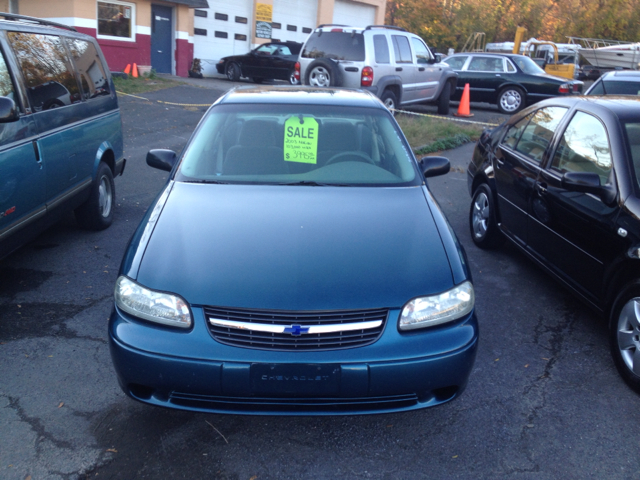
[204,306,388,351]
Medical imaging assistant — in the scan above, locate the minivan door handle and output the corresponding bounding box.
[396,67,402,72]
[32,140,41,164]
[418,67,425,71]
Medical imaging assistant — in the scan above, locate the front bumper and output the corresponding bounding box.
[109,306,478,415]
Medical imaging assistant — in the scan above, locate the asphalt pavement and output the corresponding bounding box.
[0,80,638,480]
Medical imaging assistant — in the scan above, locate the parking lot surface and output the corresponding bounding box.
[1,80,638,479]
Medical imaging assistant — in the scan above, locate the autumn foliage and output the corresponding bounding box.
[386,0,640,52]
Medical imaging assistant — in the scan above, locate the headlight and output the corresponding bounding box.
[114,276,192,329]
[399,281,474,331]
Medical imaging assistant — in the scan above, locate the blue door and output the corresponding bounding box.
[151,5,172,74]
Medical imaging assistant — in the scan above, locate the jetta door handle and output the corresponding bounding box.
[536,182,548,194]
[396,67,402,72]
[418,67,425,71]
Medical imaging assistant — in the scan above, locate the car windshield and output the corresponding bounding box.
[512,56,546,75]
[176,104,419,186]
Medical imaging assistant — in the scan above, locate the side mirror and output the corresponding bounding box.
[561,171,617,206]
[420,156,450,178]
[0,96,19,123]
[147,149,177,172]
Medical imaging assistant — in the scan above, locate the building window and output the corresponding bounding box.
[215,13,228,21]
[287,25,297,32]
[215,31,228,38]
[302,27,312,34]
[194,10,207,18]
[235,16,247,24]
[97,1,135,42]
[235,34,247,41]
[194,28,207,36]
[272,22,281,29]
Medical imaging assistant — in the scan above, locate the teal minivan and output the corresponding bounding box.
[0,14,124,259]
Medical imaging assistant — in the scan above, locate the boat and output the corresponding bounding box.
[568,37,640,70]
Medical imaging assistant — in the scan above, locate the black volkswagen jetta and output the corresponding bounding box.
[466,95,640,391]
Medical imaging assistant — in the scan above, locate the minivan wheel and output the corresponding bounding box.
[497,87,524,114]
[305,58,342,87]
[469,184,504,249]
[380,90,397,112]
[75,162,114,231]
[610,283,640,393]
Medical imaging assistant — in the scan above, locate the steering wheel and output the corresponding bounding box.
[325,151,375,166]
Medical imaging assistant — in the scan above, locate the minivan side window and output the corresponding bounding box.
[8,32,81,111]
[410,37,431,64]
[392,35,412,63]
[373,34,390,64]
[67,39,110,100]
[0,49,16,100]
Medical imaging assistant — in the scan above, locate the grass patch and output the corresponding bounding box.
[395,113,485,154]
[113,73,185,95]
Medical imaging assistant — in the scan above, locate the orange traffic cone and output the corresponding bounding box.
[132,63,138,78]
[123,64,131,75]
[454,83,474,117]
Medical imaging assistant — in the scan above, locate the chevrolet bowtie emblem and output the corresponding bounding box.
[283,324,310,336]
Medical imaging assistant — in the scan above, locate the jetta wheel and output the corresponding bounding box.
[469,184,503,249]
[610,284,640,392]
[497,87,524,114]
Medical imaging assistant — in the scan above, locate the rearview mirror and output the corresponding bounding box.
[420,156,450,178]
[147,149,177,172]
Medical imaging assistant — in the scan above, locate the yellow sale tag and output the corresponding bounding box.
[284,117,319,164]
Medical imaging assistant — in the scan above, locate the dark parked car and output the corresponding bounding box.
[216,41,302,84]
[467,96,640,392]
[585,70,640,95]
[109,86,479,415]
[443,53,583,114]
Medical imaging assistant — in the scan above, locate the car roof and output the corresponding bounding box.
[602,70,640,81]
[534,95,640,121]
[216,86,385,109]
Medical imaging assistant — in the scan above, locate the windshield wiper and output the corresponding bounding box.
[183,179,233,184]
[279,181,352,187]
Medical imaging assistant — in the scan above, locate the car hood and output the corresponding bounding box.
[134,183,454,310]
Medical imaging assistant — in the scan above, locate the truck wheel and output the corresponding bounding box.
[305,59,342,87]
[75,162,114,231]
[437,82,451,115]
[380,90,397,112]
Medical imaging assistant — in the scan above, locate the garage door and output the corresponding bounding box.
[332,0,376,27]
[272,0,318,44]
[194,0,253,75]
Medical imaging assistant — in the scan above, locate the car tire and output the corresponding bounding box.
[226,62,241,82]
[305,58,342,87]
[497,86,524,114]
[75,162,115,231]
[289,71,299,85]
[610,282,640,393]
[252,77,264,84]
[469,184,504,249]
[380,90,397,112]
[437,82,451,115]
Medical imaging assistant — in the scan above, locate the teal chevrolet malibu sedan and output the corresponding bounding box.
[109,86,478,415]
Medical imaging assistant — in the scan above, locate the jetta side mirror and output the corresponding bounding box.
[562,171,617,206]
[147,149,177,172]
